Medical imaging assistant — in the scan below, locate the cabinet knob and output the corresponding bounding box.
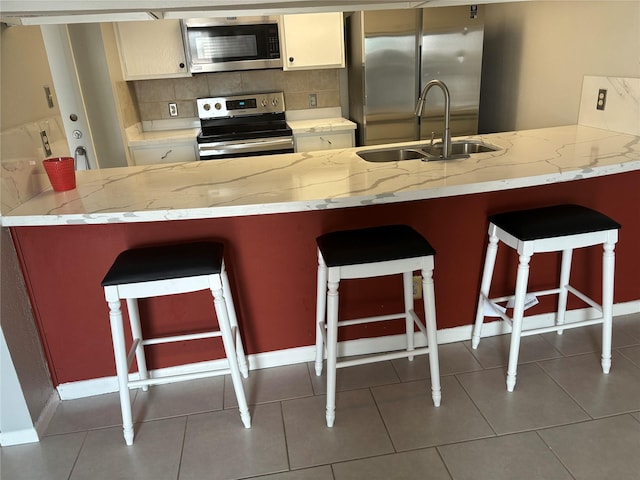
[289,57,294,63]
[179,62,185,69]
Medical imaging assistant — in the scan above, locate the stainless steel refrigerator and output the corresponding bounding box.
[347,6,485,146]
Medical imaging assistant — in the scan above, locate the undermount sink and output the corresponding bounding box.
[358,140,500,163]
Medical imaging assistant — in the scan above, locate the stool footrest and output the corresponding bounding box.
[520,317,606,337]
[565,285,601,311]
[489,287,561,304]
[485,284,603,326]
[338,312,407,328]
[337,346,432,369]
[141,330,222,346]
[128,366,232,389]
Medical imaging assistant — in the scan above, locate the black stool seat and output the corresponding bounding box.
[316,224,436,267]
[102,241,224,286]
[489,204,621,242]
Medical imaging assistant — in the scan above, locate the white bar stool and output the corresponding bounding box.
[315,224,441,427]
[472,204,621,392]
[101,241,251,445]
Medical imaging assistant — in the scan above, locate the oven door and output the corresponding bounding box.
[198,136,294,160]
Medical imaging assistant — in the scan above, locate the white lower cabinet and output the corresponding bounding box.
[130,143,197,165]
[294,131,355,153]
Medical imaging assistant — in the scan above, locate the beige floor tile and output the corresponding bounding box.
[224,363,314,407]
[538,351,640,417]
[438,431,573,480]
[618,344,640,367]
[538,414,640,480]
[180,402,288,480]
[391,342,483,381]
[0,432,85,480]
[332,448,452,480]
[308,358,400,395]
[456,363,589,434]
[249,465,334,480]
[45,391,131,436]
[541,322,639,356]
[467,334,563,369]
[282,389,394,469]
[133,376,224,421]
[372,376,495,451]
[70,417,186,480]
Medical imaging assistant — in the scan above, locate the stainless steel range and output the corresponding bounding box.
[196,92,294,160]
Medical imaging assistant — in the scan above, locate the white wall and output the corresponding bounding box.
[479,0,640,133]
[0,25,58,445]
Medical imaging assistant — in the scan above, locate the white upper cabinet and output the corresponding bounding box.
[281,12,345,71]
[115,19,190,80]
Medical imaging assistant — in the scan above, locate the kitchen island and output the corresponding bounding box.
[4,125,640,394]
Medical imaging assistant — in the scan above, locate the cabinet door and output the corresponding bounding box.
[295,132,354,153]
[130,143,197,165]
[116,20,190,80]
[281,13,345,71]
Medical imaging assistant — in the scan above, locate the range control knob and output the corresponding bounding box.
[260,98,268,107]
[214,102,222,110]
[271,97,279,106]
[203,103,211,111]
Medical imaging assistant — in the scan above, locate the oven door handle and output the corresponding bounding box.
[199,136,294,154]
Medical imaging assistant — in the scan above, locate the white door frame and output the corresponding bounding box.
[40,24,98,170]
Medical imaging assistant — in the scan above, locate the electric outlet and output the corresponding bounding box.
[40,130,52,157]
[412,275,423,300]
[308,93,318,108]
[168,102,178,117]
[596,88,607,111]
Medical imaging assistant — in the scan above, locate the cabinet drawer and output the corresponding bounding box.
[294,132,354,153]
[130,144,197,165]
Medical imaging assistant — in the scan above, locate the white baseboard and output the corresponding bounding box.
[57,300,640,401]
[0,427,39,446]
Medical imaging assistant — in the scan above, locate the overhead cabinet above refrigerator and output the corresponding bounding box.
[347,6,485,146]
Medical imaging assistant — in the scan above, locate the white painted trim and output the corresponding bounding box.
[0,428,40,446]
[33,391,60,440]
[57,300,640,400]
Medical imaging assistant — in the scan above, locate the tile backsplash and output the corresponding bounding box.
[1,115,68,214]
[134,69,341,122]
[578,76,640,136]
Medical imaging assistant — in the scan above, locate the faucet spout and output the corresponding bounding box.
[415,79,451,159]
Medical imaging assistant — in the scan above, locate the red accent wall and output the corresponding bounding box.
[11,171,640,386]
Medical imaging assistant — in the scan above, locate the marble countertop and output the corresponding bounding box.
[3,125,639,227]
[126,125,200,147]
[286,117,356,134]
[125,115,356,146]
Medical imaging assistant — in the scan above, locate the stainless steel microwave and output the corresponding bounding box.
[181,16,282,73]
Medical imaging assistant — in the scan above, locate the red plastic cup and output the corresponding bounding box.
[43,157,76,192]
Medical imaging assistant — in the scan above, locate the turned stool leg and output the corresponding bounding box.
[210,282,251,429]
[506,254,531,392]
[220,268,249,378]
[555,249,573,335]
[601,240,616,374]
[126,298,149,391]
[422,266,441,406]
[315,255,328,377]
[325,274,339,428]
[403,271,415,361]
[107,298,135,446]
[472,230,499,349]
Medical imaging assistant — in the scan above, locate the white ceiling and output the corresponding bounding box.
[1,0,515,25]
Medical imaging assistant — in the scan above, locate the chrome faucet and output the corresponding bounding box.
[415,79,451,159]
